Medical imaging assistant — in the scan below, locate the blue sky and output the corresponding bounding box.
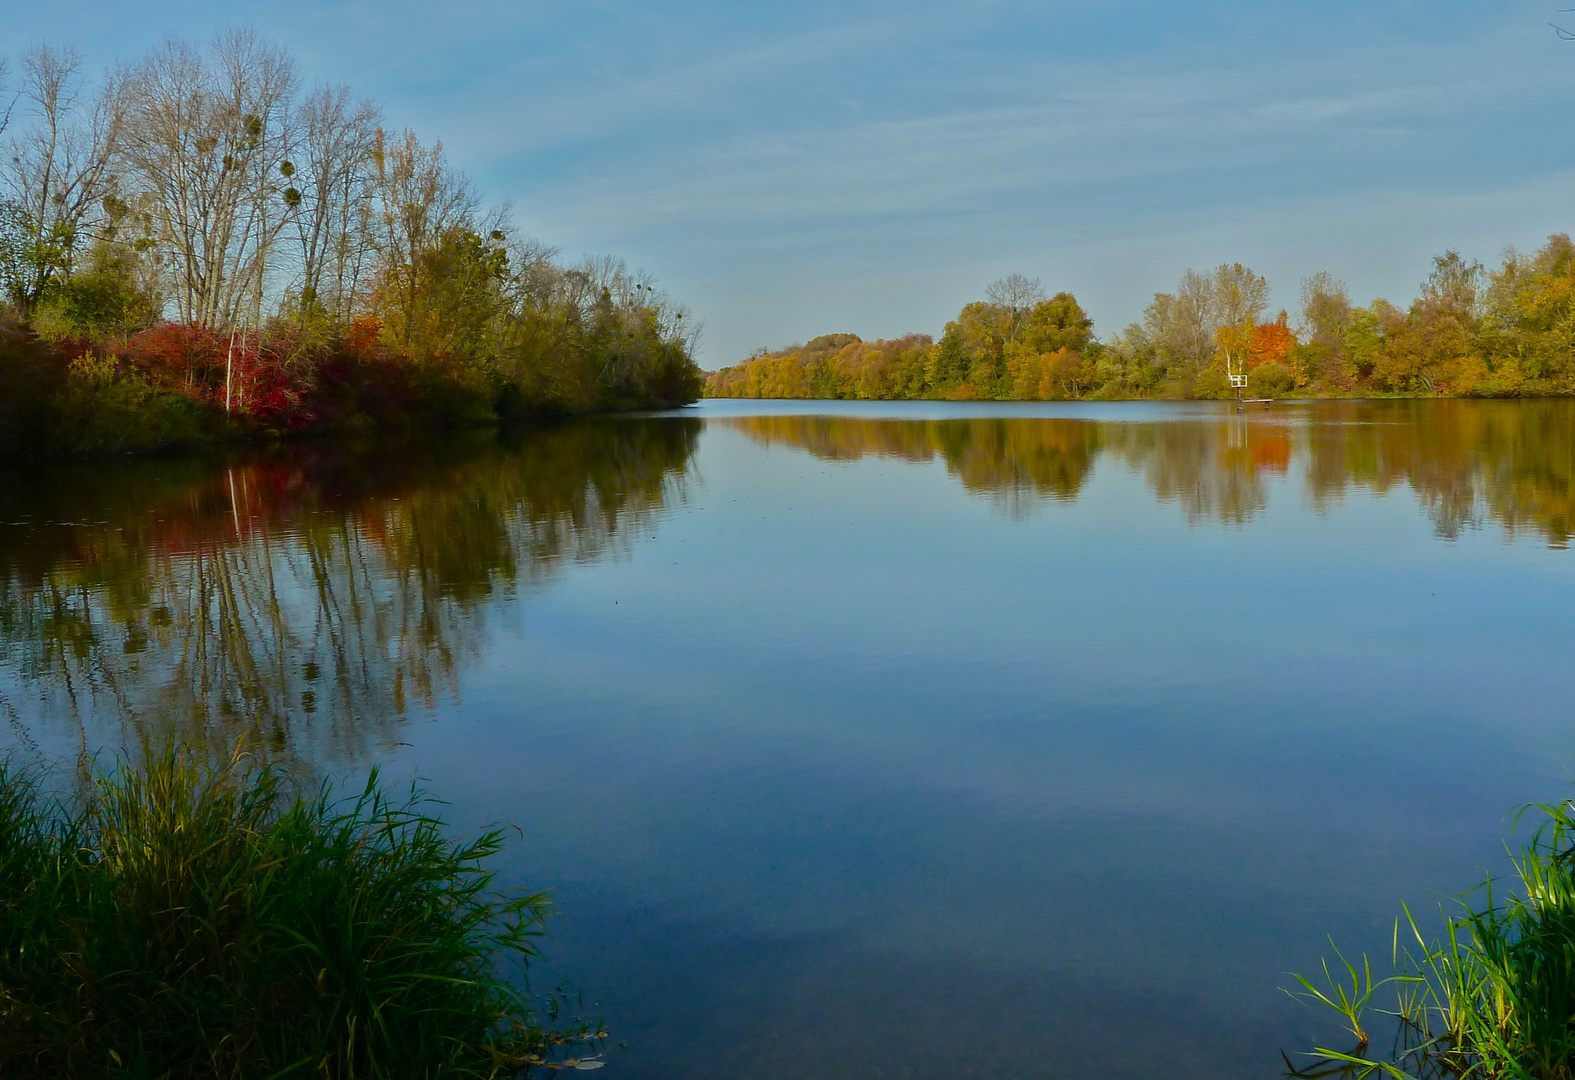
[6,1,1573,366]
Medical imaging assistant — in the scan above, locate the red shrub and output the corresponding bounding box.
[125,324,227,397]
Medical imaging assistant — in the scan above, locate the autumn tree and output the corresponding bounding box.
[0,30,705,437]
[1018,292,1093,355]
[1004,292,1096,399]
[1092,323,1161,395]
[1373,252,1486,394]
[1143,270,1216,386]
[937,301,1010,397]
[1138,264,1266,395]
[926,324,973,392]
[1214,263,1269,327]
[710,289,1096,402]
[1241,312,1297,397]
[1248,314,1295,368]
[1344,299,1401,387]
[1211,263,1269,393]
[364,129,483,361]
[1479,234,1575,393]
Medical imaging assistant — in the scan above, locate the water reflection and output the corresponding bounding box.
[0,401,1571,1079]
[0,420,699,765]
[723,400,1575,542]
[725,413,1102,518]
[2,400,1571,770]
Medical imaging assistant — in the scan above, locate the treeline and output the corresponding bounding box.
[0,33,702,456]
[707,241,1575,400]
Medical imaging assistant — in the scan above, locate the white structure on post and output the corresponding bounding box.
[1227,352,1247,390]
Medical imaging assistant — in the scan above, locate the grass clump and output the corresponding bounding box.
[1288,798,1575,1079]
[0,747,554,1079]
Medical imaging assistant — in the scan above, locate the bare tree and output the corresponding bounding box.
[986,273,1046,341]
[117,31,297,329]
[1420,250,1483,315]
[569,254,698,386]
[287,83,379,323]
[1299,271,1350,345]
[986,273,1046,311]
[1160,268,1217,374]
[1211,262,1268,327]
[0,57,14,139]
[0,45,123,311]
[215,29,298,330]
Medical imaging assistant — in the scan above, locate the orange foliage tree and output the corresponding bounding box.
[1249,312,1296,370]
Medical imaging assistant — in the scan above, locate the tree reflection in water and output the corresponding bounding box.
[723,400,1575,543]
[0,419,700,768]
[3,401,1570,773]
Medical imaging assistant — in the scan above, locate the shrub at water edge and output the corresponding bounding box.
[0,747,557,1079]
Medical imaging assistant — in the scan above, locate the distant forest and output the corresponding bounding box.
[706,244,1575,400]
[0,33,703,456]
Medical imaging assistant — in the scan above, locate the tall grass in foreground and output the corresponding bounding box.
[0,748,557,1079]
[1289,799,1575,1079]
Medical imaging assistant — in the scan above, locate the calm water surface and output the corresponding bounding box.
[3,399,1573,1078]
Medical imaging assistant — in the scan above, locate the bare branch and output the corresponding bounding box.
[117,31,298,329]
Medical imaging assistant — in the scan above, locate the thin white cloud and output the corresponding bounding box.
[4,0,1570,367]
[479,5,1575,362]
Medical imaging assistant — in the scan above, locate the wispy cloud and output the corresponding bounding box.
[4,0,1571,364]
[489,4,1575,361]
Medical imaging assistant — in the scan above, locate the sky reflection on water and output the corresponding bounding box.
[1,400,1573,1078]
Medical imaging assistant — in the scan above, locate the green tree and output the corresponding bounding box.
[1019,292,1093,355]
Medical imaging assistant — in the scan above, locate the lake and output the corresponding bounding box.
[2,398,1573,1078]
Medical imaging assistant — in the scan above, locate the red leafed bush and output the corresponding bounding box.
[232,344,314,430]
[124,324,228,398]
[119,324,316,429]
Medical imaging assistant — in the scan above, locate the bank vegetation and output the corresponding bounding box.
[0,33,702,457]
[0,746,586,1078]
[707,247,1575,400]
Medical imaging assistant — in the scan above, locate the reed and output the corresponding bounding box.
[0,747,554,1079]
[1289,799,1575,1079]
